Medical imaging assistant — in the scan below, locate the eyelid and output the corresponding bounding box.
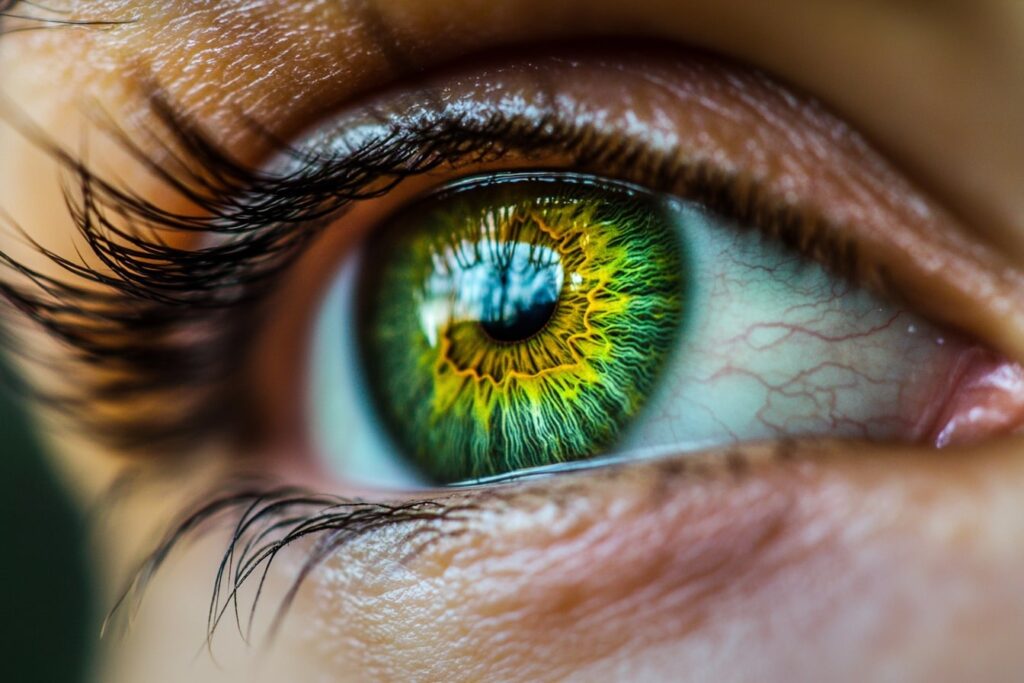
[283,50,1024,363]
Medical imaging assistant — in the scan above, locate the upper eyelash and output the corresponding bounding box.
[0,86,859,453]
[0,1,135,35]
[0,95,594,450]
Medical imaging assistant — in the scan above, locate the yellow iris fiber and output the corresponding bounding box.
[431,204,633,435]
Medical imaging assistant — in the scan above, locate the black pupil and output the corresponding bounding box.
[477,245,562,343]
[480,294,558,342]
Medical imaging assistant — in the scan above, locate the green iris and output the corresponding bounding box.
[358,173,687,483]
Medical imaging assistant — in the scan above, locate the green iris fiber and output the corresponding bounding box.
[359,173,687,483]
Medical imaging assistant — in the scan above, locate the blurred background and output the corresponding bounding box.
[0,353,92,683]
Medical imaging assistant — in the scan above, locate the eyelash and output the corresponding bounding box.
[104,441,781,648]
[104,478,481,647]
[0,1,134,35]
[0,90,862,455]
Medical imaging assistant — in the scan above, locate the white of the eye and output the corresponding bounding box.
[309,247,429,490]
[616,198,954,455]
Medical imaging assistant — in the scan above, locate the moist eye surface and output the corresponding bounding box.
[310,159,1016,490]
[357,173,687,483]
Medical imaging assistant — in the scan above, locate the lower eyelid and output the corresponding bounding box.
[116,443,793,650]
[126,436,1024,679]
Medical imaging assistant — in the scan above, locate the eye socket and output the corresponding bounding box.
[237,49,1024,491]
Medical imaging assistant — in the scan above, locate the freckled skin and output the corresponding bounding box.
[1,2,1024,683]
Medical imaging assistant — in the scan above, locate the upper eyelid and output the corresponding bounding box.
[323,54,1024,355]
[8,1,1020,260]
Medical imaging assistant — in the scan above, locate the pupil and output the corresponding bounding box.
[476,241,563,343]
[480,290,558,342]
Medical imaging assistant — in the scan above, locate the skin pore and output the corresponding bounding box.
[1,1,1023,681]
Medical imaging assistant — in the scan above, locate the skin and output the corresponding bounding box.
[1,1,1023,681]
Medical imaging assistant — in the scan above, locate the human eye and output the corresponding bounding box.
[4,4,1024,681]
[241,52,1024,490]
[313,165,1017,488]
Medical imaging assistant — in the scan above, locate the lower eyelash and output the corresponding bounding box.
[105,479,480,647]
[104,442,780,648]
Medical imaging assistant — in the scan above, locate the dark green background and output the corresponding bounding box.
[0,356,92,683]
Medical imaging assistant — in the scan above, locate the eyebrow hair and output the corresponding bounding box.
[0,0,136,36]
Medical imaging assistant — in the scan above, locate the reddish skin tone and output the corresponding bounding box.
[931,350,1024,447]
[1,2,1023,682]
